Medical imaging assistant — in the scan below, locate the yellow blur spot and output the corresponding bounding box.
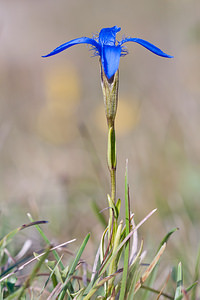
[94,97,140,136]
[37,62,81,144]
[46,63,80,105]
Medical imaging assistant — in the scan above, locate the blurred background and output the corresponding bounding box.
[0,0,200,287]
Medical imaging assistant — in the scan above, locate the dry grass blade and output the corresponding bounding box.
[141,285,173,299]
[0,271,15,284]
[129,213,138,265]
[0,239,76,284]
[91,245,100,282]
[18,239,76,272]
[14,240,32,260]
[156,272,171,300]
[18,246,51,299]
[20,220,48,230]
[134,243,166,293]
[47,282,63,300]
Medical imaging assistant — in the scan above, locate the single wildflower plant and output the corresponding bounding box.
[42,25,173,210]
[42,26,173,79]
[42,26,174,299]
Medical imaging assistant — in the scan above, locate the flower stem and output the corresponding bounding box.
[100,62,119,255]
[110,166,116,204]
[100,62,119,206]
[107,122,116,204]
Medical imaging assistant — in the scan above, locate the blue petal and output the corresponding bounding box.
[42,37,100,57]
[101,45,121,79]
[99,26,121,46]
[119,38,173,58]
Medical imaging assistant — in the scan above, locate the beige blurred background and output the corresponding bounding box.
[0,0,200,282]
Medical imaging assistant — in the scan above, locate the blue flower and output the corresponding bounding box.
[42,26,173,79]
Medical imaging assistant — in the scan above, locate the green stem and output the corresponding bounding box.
[107,122,116,204]
[107,123,117,246]
[100,61,119,249]
[107,123,117,247]
[100,63,119,205]
[110,167,116,204]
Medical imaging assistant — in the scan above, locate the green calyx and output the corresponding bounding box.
[100,61,119,126]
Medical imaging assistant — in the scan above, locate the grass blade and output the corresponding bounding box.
[191,245,200,300]
[174,262,183,300]
[126,240,144,299]
[100,208,157,277]
[175,281,198,300]
[157,228,179,252]
[92,200,107,227]
[83,210,157,298]
[83,271,121,299]
[58,233,90,300]
[119,159,130,300]
[0,220,47,249]
[134,243,166,294]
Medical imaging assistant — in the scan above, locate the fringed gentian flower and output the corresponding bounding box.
[43,26,173,206]
[42,26,173,79]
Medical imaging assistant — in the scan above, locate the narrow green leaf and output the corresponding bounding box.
[0,228,21,249]
[127,259,141,300]
[58,233,90,300]
[83,229,108,297]
[126,240,144,299]
[175,281,198,300]
[41,256,64,294]
[140,228,178,299]
[157,228,178,252]
[108,220,123,292]
[4,287,24,300]
[92,200,107,227]
[119,160,130,300]
[191,245,200,300]
[83,272,119,300]
[174,262,183,300]
[107,194,117,245]
[115,198,121,220]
